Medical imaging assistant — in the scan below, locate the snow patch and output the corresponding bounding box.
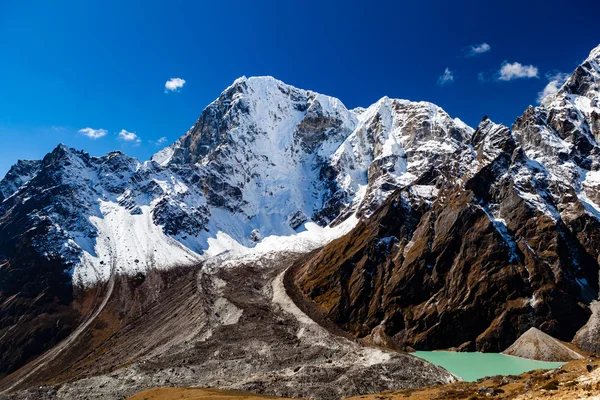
[73,201,201,285]
[204,215,359,259]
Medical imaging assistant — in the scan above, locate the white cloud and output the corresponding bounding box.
[165,77,186,92]
[537,72,569,103]
[117,129,141,145]
[467,42,491,57]
[498,62,539,81]
[437,68,454,86]
[78,127,107,139]
[149,136,168,146]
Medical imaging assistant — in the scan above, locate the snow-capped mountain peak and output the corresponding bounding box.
[2,75,475,286]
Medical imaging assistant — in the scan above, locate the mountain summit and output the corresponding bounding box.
[0,75,474,286]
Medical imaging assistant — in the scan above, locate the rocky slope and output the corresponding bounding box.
[574,301,600,354]
[0,254,456,400]
[294,44,600,353]
[502,328,584,362]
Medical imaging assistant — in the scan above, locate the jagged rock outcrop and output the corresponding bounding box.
[574,301,600,354]
[502,327,584,361]
[294,44,600,353]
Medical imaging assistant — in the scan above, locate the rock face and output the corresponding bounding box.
[574,301,600,354]
[502,327,584,361]
[294,44,600,353]
[0,160,41,203]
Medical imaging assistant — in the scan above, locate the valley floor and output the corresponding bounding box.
[6,250,595,400]
[0,253,454,400]
[127,356,600,400]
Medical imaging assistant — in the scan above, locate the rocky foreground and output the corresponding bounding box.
[126,356,600,400]
[128,388,296,400]
[0,254,454,400]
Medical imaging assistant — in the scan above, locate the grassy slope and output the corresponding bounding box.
[127,387,297,400]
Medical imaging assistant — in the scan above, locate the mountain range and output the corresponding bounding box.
[0,44,599,399]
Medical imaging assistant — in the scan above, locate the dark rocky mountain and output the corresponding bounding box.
[293,44,600,353]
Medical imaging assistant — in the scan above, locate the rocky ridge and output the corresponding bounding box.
[1,76,474,287]
[294,44,600,353]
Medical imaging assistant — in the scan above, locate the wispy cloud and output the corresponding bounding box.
[437,68,454,86]
[78,127,107,139]
[117,129,141,145]
[466,42,491,57]
[149,136,168,146]
[165,77,186,92]
[537,71,569,103]
[498,61,539,81]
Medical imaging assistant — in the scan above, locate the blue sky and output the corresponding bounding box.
[1,0,599,178]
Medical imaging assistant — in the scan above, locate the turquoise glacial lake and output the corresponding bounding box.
[414,351,565,382]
